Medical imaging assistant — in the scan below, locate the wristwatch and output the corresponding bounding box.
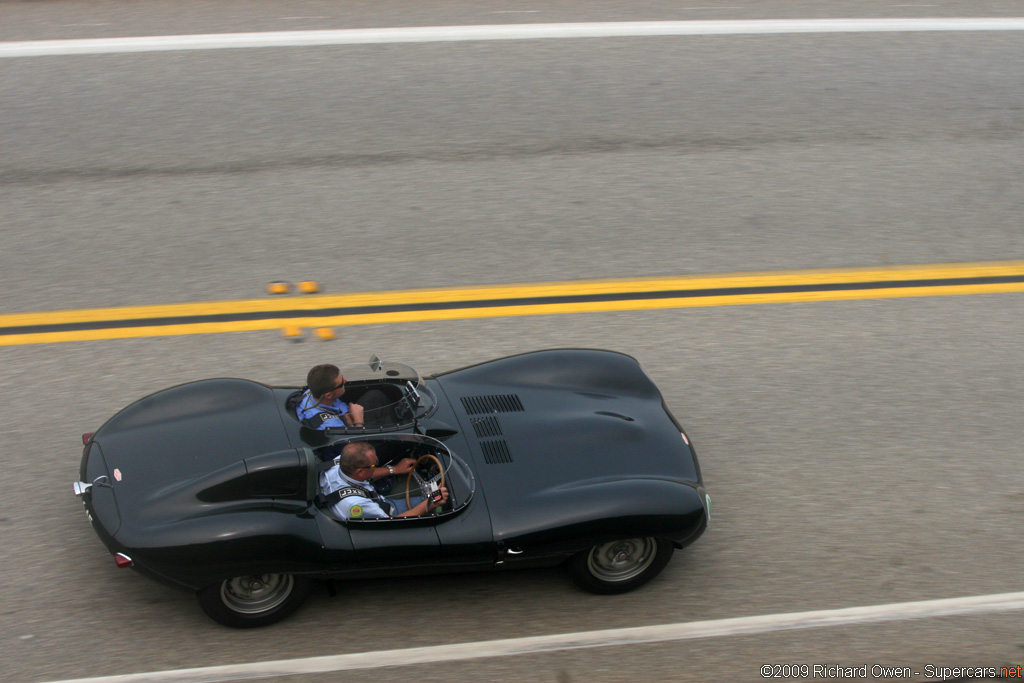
[387,465,394,476]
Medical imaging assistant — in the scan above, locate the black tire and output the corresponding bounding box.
[568,538,674,594]
[196,574,311,628]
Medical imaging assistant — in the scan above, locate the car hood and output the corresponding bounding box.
[432,349,701,541]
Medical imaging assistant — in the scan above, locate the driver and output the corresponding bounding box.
[296,364,366,429]
[321,442,449,519]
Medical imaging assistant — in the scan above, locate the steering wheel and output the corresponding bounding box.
[405,453,446,511]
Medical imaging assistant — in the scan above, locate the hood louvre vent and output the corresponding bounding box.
[461,394,524,415]
[471,415,503,438]
[480,439,513,464]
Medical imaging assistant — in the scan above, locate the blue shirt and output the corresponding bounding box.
[296,390,349,429]
[320,467,393,519]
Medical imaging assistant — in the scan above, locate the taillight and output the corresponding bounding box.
[82,433,94,445]
[114,553,133,568]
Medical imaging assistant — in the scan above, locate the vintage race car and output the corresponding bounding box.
[74,349,710,627]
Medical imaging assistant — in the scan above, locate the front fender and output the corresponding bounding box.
[497,478,707,554]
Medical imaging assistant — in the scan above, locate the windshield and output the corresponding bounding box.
[338,358,421,384]
[328,357,436,431]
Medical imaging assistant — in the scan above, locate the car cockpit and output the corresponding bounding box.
[285,356,438,433]
[311,433,474,524]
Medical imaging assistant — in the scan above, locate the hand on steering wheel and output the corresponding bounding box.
[389,458,417,476]
[405,453,446,512]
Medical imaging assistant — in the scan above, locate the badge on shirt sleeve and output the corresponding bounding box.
[349,504,363,518]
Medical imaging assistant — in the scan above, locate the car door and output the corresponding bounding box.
[348,518,442,571]
[312,507,359,571]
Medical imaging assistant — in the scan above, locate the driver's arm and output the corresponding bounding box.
[394,486,449,518]
[367,458,416,480]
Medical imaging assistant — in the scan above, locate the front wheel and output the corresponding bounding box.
[196,574,311,628]
[568,538,674,594]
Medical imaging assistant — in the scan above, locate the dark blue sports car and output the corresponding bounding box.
[74,349,710,627]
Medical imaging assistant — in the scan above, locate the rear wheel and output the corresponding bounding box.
[196,574,311,628]
[568,538,674,594]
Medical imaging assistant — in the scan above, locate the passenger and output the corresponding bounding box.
[295,364,366,429]
[320,442,448,519]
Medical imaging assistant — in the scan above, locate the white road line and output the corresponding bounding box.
[3,18,1024,58]
[44,591,1024,683]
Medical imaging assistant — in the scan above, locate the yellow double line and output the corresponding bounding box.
[3,261,1023,346]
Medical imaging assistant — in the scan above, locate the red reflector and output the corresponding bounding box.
[114,553,133,568]
[82,433,94,445]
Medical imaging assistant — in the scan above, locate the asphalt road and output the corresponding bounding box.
[1,2,1022,682]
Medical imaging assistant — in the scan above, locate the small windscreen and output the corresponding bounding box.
[326,359,436,430]
[338,360,421,384]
